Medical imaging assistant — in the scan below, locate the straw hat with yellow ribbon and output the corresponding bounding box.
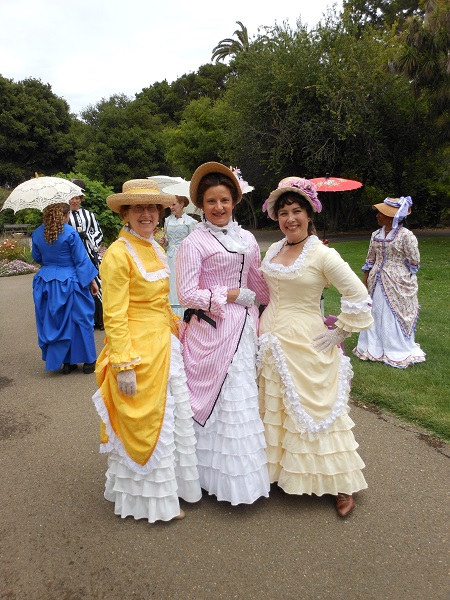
[106,179,175,213]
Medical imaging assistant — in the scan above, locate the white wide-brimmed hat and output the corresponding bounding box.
[106,179,175,213]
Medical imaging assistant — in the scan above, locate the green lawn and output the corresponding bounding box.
[322,236,450,441]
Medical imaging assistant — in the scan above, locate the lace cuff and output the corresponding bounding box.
[235,288,256,307]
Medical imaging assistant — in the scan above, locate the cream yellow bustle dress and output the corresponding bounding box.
[92,227,201,522]
[258,235,373,496]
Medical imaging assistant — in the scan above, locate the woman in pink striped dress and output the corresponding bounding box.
[176,162,270,505]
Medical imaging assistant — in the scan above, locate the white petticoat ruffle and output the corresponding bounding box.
[353,283,426,369]
[194,318,270,505]
[92,334,202,523]
[257,333,353,440]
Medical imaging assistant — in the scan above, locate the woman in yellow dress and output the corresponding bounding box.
[92,179,201,523]
[258,177,373,517]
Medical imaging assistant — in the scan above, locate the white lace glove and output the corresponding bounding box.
[313,328,351,353]
[117,369,137,396]
[234,288,256,307]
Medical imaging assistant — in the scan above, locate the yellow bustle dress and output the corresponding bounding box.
[92,227,201,522]
[258,236,373,497]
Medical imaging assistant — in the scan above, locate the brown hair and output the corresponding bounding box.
[197,173,238,208]
[175,196,189,208]
[43,203,69,244]
[273,193,315,235]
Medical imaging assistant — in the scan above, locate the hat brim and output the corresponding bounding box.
[266,186,319,220]
[106,191,175,213]
[189,162,242,209]
[372,203,412,217]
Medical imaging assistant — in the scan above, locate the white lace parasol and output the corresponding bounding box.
[2,177,83,213]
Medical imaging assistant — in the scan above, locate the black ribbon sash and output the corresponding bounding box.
[183,309,216,329]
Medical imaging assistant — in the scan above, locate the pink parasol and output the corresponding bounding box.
[309,176,362,192]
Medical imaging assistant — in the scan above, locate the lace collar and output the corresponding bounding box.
[261,235,320,278]
[119,226,169,282]
[198,218,250,254]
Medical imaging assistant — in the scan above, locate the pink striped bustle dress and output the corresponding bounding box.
[176,221,271,505]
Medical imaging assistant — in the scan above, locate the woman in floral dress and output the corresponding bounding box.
[353,196,425,368]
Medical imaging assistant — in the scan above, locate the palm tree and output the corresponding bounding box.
[211,21,250,63]
[390,0,449,139]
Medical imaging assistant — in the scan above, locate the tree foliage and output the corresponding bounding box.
[76,94,169,191]
[1,4,448,232]
[0,76,76,187]
[390,0,450,140]
[212,21,251,63]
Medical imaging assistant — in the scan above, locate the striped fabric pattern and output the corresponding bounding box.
[176,227,269,426]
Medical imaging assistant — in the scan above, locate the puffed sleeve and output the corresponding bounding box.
[176,236,227,318]
[322,247,374,333]
[99,242,141,369]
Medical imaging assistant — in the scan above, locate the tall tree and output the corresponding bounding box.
[76,94,168,191]
[390,0,449,139]
[0,76,76,186]
[342,0,421,31]
[211,21,250,63]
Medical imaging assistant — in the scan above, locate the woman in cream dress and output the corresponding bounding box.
[92,179,201,523]
[258,177,373,517]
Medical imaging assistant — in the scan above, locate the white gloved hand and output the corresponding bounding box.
[313,328,351,353]
[234,288,256,307]
[117,369,137,396]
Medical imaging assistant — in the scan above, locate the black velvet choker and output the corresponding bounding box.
[285,235,309,246]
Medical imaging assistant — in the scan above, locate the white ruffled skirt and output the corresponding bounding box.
[258,342,367,497]
[93,335,202,523]
[353,284,426,368]
[194,319,270,505]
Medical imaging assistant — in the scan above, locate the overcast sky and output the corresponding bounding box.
[1,0,342,115]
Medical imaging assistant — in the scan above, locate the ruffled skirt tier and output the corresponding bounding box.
[259,351,367,497]
[94,335,201,523]
[194,320,270,505]
[353,284,425,368]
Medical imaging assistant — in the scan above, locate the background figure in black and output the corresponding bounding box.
[69,178,104,330]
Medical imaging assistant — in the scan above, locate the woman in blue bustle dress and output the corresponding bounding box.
[31,202,98,374]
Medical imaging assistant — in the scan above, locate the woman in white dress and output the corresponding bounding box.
[162,196,198,317]
[258,177,373,517]
[353,197,425,368]
[176,162,270,505]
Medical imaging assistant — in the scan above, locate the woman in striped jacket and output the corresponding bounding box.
[176,162,270,506]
